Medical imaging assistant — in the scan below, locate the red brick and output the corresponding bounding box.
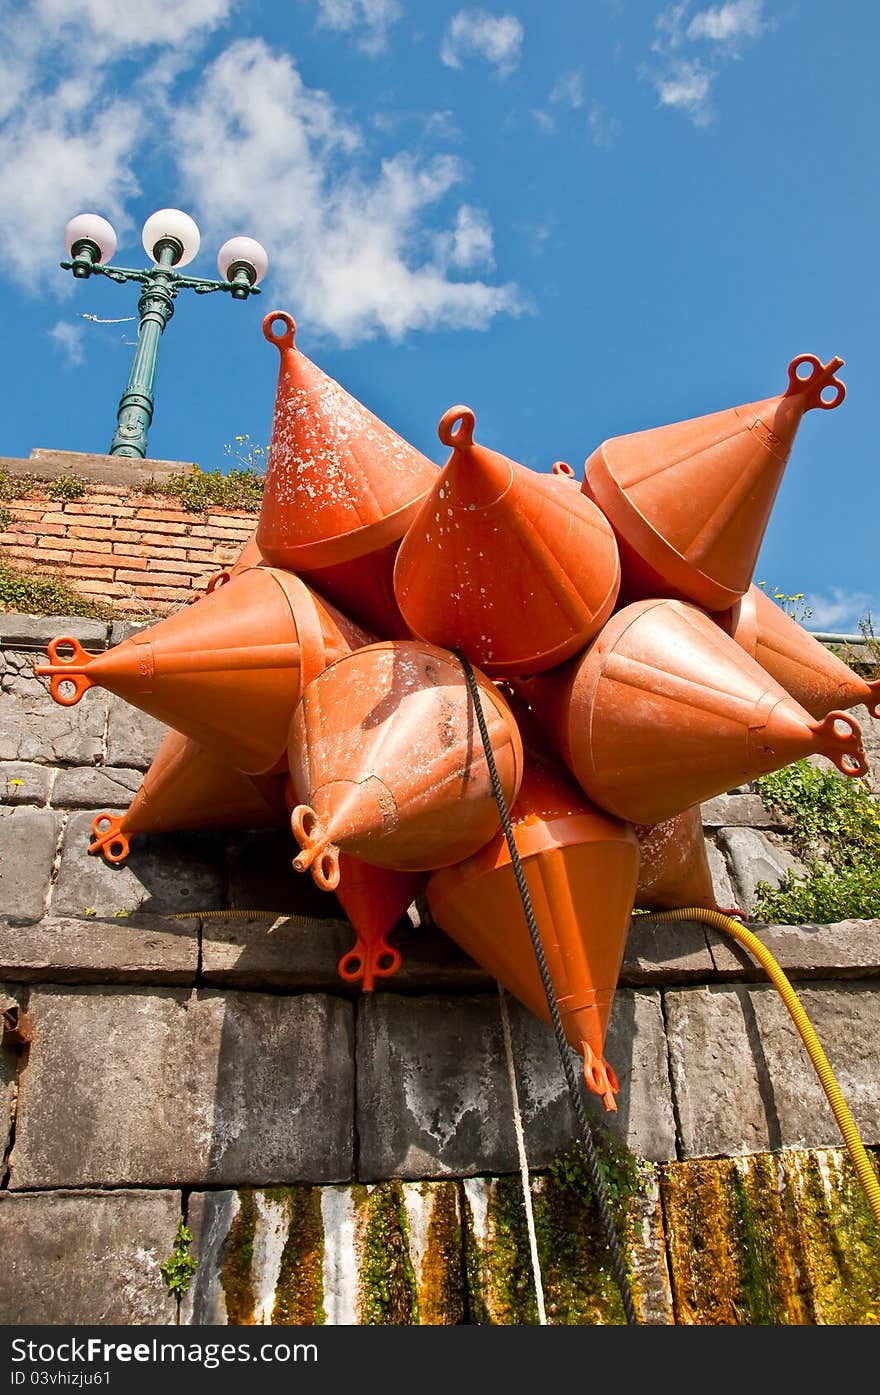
[11,521,67,538]
[1,505,47,521]
[188,524,254,541]
[134,507,201,524]
[130,543,191,562]
[68,541,113,558]
[128,517,190,536]
[62,503,136,518]
[137,584,194,601]
[35,512,70,526]
[4,545,72,565]
[66,565,115,581]
[73,581,131,599]
[68,525,143,544]
[146,558,214,577]
[114,568,182,585]
[108,554,148,571]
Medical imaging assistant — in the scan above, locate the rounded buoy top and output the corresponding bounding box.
[438,405,476,450]
[784,354,846,411]
[263,310,297,351]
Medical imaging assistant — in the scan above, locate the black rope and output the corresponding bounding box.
[459,653,639,1326]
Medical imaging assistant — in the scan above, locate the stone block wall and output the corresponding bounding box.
[0,451,256,616]
[0,609,878,1324]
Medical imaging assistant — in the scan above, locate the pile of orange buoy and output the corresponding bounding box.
[36,314,874,1112]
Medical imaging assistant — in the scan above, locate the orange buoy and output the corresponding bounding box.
[720,584,880,721]
[393,407,620,675]
[427,756,640,1110]
[256,311,439,636]
[89,728,289,864]
[634,806,730,912]
[287,640,524,890]
[35,566,371,776]
[205,528,264,594]
[515,598,868,825]
[334,855,427,991]
[583,355,846,611]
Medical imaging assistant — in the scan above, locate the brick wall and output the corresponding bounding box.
[1,454,258,616]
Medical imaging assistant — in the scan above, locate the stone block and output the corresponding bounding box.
[0,806,60,923]
[620,915,713,984]
[600,989,677,1162]
[0,1190,180,1324]
[1,650,108,764]
[0,914,198,984]
[201,914,352,990]
[700,793,788,829]
[706,838,738,910]
[10,987,355,1188]
[52,764,143,808]
[0,762,52,806]
[109,619,153,646]
[0,982,24,1160]
[706,917,880,979]
[225,827,340,922]
[183,1181,463,1325]
[390,922,495,991]
[105,693,168,769]
[50,811,225,919]
[665,984,781,1158]
[748,981,880,1148]
[716,826,806,913]
[0,613,108,651]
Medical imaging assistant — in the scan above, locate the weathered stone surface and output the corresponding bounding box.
[1,650,108,764]
[748,981,880,1148]
[390,922,495,991]
[0,1190,181,1325]
[0,914,198,984]
[0,614,108,651]
[184,1181,463,1325]
[700,793,788,830]
[706,839,738,910]
[0,761,52,806]
[105,693,168,769]
[0,806,60,922]
[717,826,806,912]
[52,764,143,807]
[665,984,776,1158]
[225,827,340,922]
[50,811,225,918]
[620,915,713,983]
[109,619,153,646]
[10,987,354,1187]
[599,990,677,1162]
[201,914,352,990]
[0,982,23,1160]
[706,918,880,979]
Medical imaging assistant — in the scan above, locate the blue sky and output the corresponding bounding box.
[0,0,877,630]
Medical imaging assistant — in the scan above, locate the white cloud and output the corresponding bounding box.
[313,0,403,55]
[48,320,85,366]
[804,589,876,634]
[550,69,584,110]
[448,205,495,269]
[441,10,524,77]
[175,39,520,343]
[34,0,233,51]
[648,0,768,125]
[587,102,618,148]
[687,0,766,49]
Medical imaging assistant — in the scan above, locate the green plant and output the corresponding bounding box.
[160,1220,198,1298]
[47,475,88,502]
[224,434,269,472]
[548,1130,644,1222]
[756,580,813,624]
[152,464,265,514]
[837,612,880,684]
[752,759,880,922]
[0,559,114,620]
[0,506,12,531]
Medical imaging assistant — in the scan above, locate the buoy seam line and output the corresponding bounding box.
[457,650,639,1326]
[645,908,880,1232]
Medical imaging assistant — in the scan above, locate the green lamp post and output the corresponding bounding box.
[62,209,269,460]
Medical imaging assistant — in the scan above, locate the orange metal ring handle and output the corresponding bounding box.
[438,404,476,450]
[786,354,846,411]
[811,710,869,777]
[338,943,367,984]
[866,679,880,721]
[581,1042,619,1112]
[263,309,297,351]
[205,570,230,594]
[88,813,131,865]
[290,804,341,891]
[33,636,94,706]
[338,937,402,991]
[552,461,576,480]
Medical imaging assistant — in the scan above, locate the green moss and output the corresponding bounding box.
[419,1183,464,1325]
[267,1187,326,1326]
[727,1158,795,1324]
[357,1183,419,1325]
[219,1190,258,1325]
[0,559,114,619]
[790,1151,880,1324]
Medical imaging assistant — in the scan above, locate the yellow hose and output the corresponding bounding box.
[649,907,880,1230]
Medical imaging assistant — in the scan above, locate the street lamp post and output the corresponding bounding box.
[62,209,269,459]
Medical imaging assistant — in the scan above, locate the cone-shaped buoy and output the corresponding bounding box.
[205,528,264,595]
[287,641,524,890]
[393,407,620,675]
[427,756,639,1110]
[256,311,439,636]
[89,728,289,864]
[634,806,728,912]
[35,567,372,776]
[583,355,846,611]
[515,598,868,825]
[720,585,880,721]
[334,855,427,991]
